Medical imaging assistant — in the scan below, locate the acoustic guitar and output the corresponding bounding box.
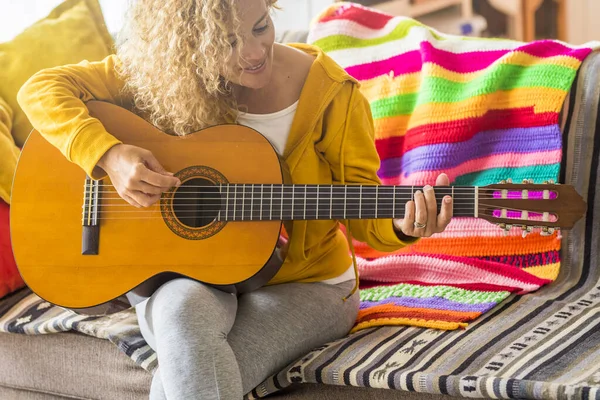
[10,101,587,315]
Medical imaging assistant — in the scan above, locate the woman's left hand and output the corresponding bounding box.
[392,173,453,238]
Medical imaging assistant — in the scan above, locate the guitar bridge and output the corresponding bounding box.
[82,176,100,255]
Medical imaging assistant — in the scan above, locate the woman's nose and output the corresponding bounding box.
[241,38,266,63]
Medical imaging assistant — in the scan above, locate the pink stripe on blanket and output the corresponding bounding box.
[414,218,548,239]
[346,50,423,80]
[317,4,393,29]
[356,254,550,294]
[345,42,590,81]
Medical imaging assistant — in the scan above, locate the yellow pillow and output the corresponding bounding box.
[0,0,114,147]
[0,96,19,204]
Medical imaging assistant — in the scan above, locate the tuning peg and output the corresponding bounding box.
[522,179,534,184]
[540,226,556,236]
[497,223,512,236]
[500,179,507,184]
[521,225,532,238]
[506,178,513,183]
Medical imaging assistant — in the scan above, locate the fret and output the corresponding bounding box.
[291,185,295,220]
[318,185,332,221]
[378,186,395,218]
[451,186,458,218]
[291,185,306,219]
[252,184,262,221]
[233,184,238,221]
[392,185,396,218]
[343,186,347,219]
[271,184,283,221]
[331,185,345,220]
[305,185,318,220]
[361,186,377,219]
[260,184,264,220]
[304,185,308,220]
[282,185,293,220]
[375,186,378,218]
[315,185,320,219]
[242,184,245,221]
[329,185,333,219]
[270,184,274,221]
[359,185,362,219]
[345,186,360,219]
[244,184,252,220]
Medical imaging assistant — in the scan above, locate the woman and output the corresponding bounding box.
[17,0,453,398]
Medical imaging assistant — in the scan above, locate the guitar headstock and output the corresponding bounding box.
[477,179,586,236]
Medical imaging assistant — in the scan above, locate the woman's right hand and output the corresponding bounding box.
[96,144,181,208]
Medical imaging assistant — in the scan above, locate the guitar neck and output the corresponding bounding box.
[208,184,477,222]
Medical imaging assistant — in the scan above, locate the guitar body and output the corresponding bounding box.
[11,101,286,313]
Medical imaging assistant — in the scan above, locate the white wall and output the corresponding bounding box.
[0,0,332,43]
[0,0,129,41]
[273,0,334,32]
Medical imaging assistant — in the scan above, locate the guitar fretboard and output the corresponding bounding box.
[204,184,476,221]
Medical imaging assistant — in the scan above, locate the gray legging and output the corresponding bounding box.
[134,277,359,399]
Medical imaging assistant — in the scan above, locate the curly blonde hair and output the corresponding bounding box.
[116,0,277,136]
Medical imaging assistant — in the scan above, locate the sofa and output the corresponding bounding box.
[2,1,600,400]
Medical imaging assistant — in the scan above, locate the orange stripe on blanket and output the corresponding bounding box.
[359,71,421,101]
[352,233,561,259]
[408,87,567,129]
[357,304,481,324]
[350,318,469,333]
[522,263,560,280]
[373,115,411,140]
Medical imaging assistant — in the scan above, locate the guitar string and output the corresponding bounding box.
[82,204,554,219]
[83,208,495,220]
[81,208,556,221]
[89,184,553,190]
[87,186,550,195]
[89,205,481,213]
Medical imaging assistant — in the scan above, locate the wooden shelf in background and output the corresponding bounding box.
[348,0,473,19]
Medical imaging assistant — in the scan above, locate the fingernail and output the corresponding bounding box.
[444,196,452,203]
[423,185,432,191]
[176,180,181,187]
[415,190,422,196]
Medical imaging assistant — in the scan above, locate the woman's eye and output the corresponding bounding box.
[230,40,238,48]
[255,22,269,33]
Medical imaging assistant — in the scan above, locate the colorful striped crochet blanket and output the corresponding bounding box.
[308,3,596,332]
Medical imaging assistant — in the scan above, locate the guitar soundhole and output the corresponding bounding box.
[172,178,221,228]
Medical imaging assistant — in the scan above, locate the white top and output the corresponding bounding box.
[237,100,298,155]
[237,102,355,285]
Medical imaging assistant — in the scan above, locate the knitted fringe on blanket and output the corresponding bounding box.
[308,2,600,332]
